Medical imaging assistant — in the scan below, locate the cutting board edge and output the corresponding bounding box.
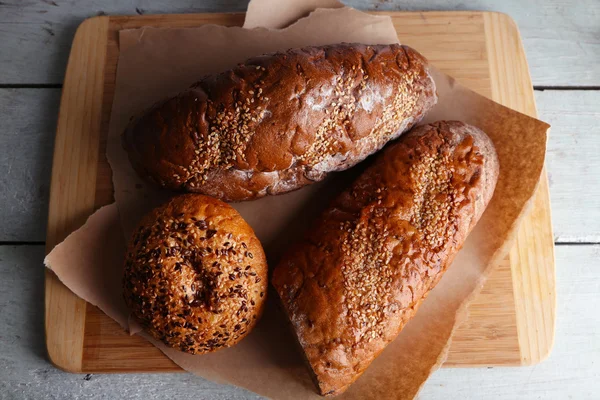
[45,15,111,373]
[482,11,556,366]
[44,10,555,373]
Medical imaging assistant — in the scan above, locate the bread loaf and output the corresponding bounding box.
[123,43,437,201]
[123,194,268,354]
[272,121,499,396]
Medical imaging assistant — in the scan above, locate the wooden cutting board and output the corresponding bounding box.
[45,11,555,373]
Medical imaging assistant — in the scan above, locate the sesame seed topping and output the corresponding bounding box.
[180,86,269,188]
[409,153,458,248]
[122,204,266,355]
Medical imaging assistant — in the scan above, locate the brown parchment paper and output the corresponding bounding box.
[244,0,343,29]
[45,2,550,399]
[106,7,400,242]
[44,205,129,330]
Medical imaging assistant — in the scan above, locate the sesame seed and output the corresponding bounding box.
[123,201,265,355]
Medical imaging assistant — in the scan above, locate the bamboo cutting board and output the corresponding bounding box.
[45,11,555,373]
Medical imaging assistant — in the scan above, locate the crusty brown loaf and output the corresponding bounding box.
[272,121,499,396]
[123,43,437,201]
[123,194,267,354]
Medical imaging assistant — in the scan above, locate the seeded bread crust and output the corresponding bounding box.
[123,43,437,202]
[123,194,268,354]
[272,121,499,396]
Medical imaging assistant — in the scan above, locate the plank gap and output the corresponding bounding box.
[0,83,63,89]
[0,241,46,246]
[554,242,600,246]
[534,86,600,91]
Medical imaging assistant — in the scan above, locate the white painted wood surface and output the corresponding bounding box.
[0,0,599,399]
[0,0,599,86]
[540,91,600,243]
[0,89,59,242]
[1,245,597,399]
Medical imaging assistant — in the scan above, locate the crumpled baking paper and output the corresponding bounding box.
[45,1,549,398]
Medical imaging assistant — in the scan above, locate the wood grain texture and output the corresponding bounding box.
[0,89,60,242]
[1,0,599,86]
[509,177,556,365]
[443,12,557,366]
[0,0,251,85]
[3,245,598,399]
[45,15,109,373]
[392,12,491,98]
[41,11,554,373]
[83,306,179,372]
[483,11,556,366]
[398,11,521,366]
[446,257,521,365]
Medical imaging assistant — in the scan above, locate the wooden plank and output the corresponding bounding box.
[3,244,598,398]
[2,89,598,243]
[0,0,249,85]
[392,12,491,98]
[83,305,179,372]
[537,90,600,243]
[446,257,521,365]
[367,0,600,87]
[45,16,109,373]
[1,0,599,86]
[441,12,528,365]
[509,175,555,364]
[0,88,60,242]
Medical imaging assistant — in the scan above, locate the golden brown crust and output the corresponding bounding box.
[272,121,499,396]
[123,43,437,201]
[123,194,268,354]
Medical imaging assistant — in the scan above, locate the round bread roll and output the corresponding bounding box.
[123,194,267,354]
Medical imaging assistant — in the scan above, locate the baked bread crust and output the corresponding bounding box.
[272,121,499,395]
[123,194,267,354]
[123,43,437,201]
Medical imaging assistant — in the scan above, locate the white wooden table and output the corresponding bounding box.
[1,1,599,399]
